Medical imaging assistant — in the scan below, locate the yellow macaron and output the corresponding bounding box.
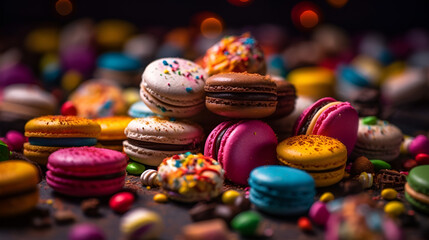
[94,116,133,151]
[277,135,347,187]
[0,161,40,217]
[287,67,335,100]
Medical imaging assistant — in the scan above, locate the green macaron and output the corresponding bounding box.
[405,165,429,213]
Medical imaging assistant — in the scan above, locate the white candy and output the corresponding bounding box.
[358,172,373,189]
[140,169,158,186]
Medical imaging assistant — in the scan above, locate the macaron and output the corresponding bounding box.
[140,58,207,118]
[204,72,278,119]
[352,116,403,161]
[0,160,40,217]
[277,135,347,187]
[95,52,142,87]
[94,116,133,151]
[157,153,224,202]
[127,101,157,118]
[46,147,127,196]
[405,165,429,213]
[269,78,296,119]
[24,115,101,165]
[248,165,315,215]
[293,97,359,155]
[287,67,335,100]
[203,33,266,76]
[204,120,278,185]
[123,116,204,166]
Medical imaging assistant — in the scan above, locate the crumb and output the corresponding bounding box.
[81,198,100,217]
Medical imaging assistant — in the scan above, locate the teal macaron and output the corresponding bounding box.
[98,52,141,71]
[248,165,315,215]
[405,165,429,213]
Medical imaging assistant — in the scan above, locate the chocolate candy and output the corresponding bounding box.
[309,201,330,226]
[370,159,392,171]
[81,198,101,217]
[403,159,418,171]
[298,217,313,232]
[222,190,240,205]
[68,223,105,240]
[234,195,251,212]
[5,130,26,152]
[213,204,238,224]
[153,193,168,203]
[384,201,405,217]
[54,209,76,224]
[381,188,398,200]
[375,169,407,191]
[319,192,335,203]
[416,153,429,165]
[126,161,145,175]
[351,156,374,175]
[61,101,78,116]
[0,140,10,162]
[189,203,217,222]
[109,192,135,213]
[231,211,261,236]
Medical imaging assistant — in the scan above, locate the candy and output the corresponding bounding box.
[222,190,240,205]
[403,159,418,171]
[351,156,374,175]
[309,201,330,226]
[126,162,145,175]
[140,169,159,186]
[358,172,373,189]
[297,217,313,232]
[409,135,429,156]
[153,193,168,203]
[120,208,163,240]
[415,153,429,165]
[180,219,233,240]
[319,192,335,203]
[362,116,378,125]
[68,223,105,240]
[381,188,398,200]
[61,101,78,116]
[231,211,261,236]
[5,130,26,151]
[0,140,10,161]
[370,159,391,171]
[384,201,405,217]
[109,192,135,213]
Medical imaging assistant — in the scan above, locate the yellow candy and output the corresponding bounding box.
[381,188,398,200]
[319,192,335,203]
[384,201,405,217]
[153,193,168,203]
[222,190,240,205]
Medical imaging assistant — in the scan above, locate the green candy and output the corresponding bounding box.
[231,211,261,236]
[0,140,10,162]
[362,116,378,125]
[370,159,391,171]
[126,162,146,175]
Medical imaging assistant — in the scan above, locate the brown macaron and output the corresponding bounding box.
[204,72,277,118]
[270,77,296,119]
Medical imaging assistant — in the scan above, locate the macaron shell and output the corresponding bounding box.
[205,98,277,118]
[216,120,278,185]
[305,101,340,134]
[140,86,205,118]
[0,188,39,217]
[1,84,57,113]
[405,191,429,214]
[47,147,127,177]
[205,72,276,89]
[124,117,204,145]
[204,121,233,158]
[293,97,337,135]
[407,165,429,195]
[23,143,65,165]
[95,116,133,140]
[0,160,39,195]
[142,58,207,106]
[25,115,101,138]
[128,101,157,118]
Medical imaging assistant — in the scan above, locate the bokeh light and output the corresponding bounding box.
[55,0,73,16]
[327,0,348,8]
[227,0,253,7]
[200,17,223,38]
[291,1,321,30]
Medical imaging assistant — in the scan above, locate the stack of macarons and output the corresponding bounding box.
[94,116,133,151]
[405,165,429,213]
[24,115,101,165]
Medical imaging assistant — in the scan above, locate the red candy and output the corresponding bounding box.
[109,192,135,213]
[415,153,429,165]
[403,159,418,171]
[61,101,78,116]
[298,217,312,232]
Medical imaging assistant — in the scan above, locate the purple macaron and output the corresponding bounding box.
[204,120,278,185]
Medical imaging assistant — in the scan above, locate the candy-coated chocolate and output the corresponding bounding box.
[351,156,374,175]
[320,192,335,203]
[384,201,405,217]
[381,188,398,200]
[126,162,146,175]
[231,211,261,236]
[120,208,163,240]
[297,217,313,232]
[0,140,10,161]
[370,160,392,171]
[309,201,330,226]
[68,223,106,240]
[409,135,429,156]
[362,116,378,125]
[358,172,373,189]
[61,101,77,116]
[403,159,418,171]
[416,153,429,165]
[222,190,240,205]
[5,130,26,152]
[153,193,168,203]
[109,192,135,213]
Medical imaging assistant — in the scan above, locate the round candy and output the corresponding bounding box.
[109,192,135,213]
[0,140,10,161]
[126,162,145,175]
[297,217,313,231]
[68,223,105,240]
[153,193,168,203]
[415,153,429,165]
[140,169,158,186]
[362,116,378,125]
[309,201,330,226]
[409,135,429,156]
[351,156,374,175]
[384,201,405,217]
[358,172,373,189]
[403,159,418,171]
[222,190,240,205]
[5,130,26,152]
[381,188,398,200]
[370,159,391,171]
[231,211,261,236]
[61,101,78,116]
[319,192,335,203]
[120,208,163,240]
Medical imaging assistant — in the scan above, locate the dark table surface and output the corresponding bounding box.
[0,174,427,240]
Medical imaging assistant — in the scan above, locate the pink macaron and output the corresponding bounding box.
[46,147,127,197]
[204,120,278,185]
[293,97,359,155]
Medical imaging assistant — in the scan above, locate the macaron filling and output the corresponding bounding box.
[213,122,235,160]
[302,164,345,173]
[126,139,200,151]
[0,186,38,200]
[28,137,97,147]
[206,92,277,101]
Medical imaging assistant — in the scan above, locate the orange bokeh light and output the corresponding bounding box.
[200,17,223,38]
[300,10,319,29]
[228,0,252,7]
[56,0,72,16]
[327,0,348,8]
